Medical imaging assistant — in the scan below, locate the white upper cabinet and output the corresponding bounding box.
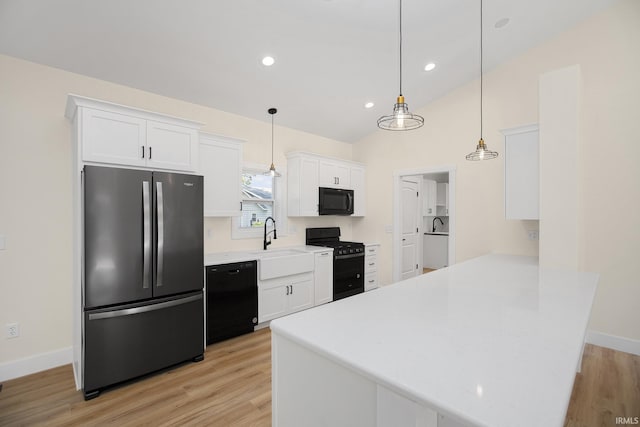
[287,154,320,216]
[198,133,244,217]
[436,182,449,216]
[319,160,350,188]
[502,124,539,220]
[422,179,437,216]
[80,108,147,167]
[287,152,366,217]
[146,120,198,171]
[66,95,202,172]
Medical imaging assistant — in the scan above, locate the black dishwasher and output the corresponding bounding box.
[206,261,258,344]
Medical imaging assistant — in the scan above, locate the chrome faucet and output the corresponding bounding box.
[432,217,444,233]
[263,216,277,250]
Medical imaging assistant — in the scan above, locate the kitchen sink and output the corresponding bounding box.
[254,249,314,280]
[254,249,308,258]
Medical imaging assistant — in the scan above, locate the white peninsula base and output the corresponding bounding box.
[271,254,598,427]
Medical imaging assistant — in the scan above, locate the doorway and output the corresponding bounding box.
[392,166,456,283]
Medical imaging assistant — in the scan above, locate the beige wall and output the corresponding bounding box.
[0,54,354,365]
[353,0,640,341]
[1,0,638,368]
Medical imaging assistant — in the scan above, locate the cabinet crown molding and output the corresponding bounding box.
[65,94,204,129]
[285,151,364,167]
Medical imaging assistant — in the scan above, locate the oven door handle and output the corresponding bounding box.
[334,253,365,260]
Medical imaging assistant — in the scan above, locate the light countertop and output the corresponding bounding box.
[204,245,332,266]
[270,254,598,427]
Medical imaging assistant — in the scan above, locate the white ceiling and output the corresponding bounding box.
[0,0,617,143]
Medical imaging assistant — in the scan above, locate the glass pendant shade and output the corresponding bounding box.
[377,0,424,131]
[466,0,498,161]
[377,95,424,131]
[465,138,498,161]
[264,108,281,177]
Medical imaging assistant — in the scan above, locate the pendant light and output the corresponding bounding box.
[466,0,498,161]
[264,107,281,177]
[377,0,424,131]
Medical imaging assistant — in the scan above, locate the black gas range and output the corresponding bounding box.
[306,227,364,301]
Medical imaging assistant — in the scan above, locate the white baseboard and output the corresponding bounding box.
[0,347,72,382]
[586,330,640,356]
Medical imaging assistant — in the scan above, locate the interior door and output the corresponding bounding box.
[153,172,204,297]
[400,178,419,280]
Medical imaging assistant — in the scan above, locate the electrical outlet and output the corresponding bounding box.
[528,230,539,241]
[6,322,19,339]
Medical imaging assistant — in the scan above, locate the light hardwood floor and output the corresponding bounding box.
[1,329,638,426]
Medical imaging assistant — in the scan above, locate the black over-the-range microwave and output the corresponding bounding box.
[318,187,354,215]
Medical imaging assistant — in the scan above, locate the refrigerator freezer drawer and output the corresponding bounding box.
[83,292,204,397]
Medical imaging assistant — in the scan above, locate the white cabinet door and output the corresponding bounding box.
[314,251,333,305]
[423,179,437,216]
[287,155,320,217]
[423,235,448,269]
[300,157,320,215]
[503,125,539,220]
[146,120,198,171]
[319,160,350,188]
[351,166,366,216]
[199,135,243,217]
[436,183,449,216]
[288,278,314,314]
[81,108,147,167]
[259,284,289,323]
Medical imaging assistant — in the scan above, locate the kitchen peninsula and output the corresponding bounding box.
[271,254,598,427]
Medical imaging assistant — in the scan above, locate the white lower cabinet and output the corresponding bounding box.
[364,244,380,291]
[258,273,314,323]
[377,385,438,427]
[424,235,448,269]
[314,250,333,306]
[272,333,446,427]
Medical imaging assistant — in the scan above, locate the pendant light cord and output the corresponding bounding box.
[271,113,274,163]
[399,0,403,97]
[480,0,483,139]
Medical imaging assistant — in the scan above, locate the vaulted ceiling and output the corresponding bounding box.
[0,0,617,142]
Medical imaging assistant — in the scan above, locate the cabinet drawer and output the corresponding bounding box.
[365,245,379,256]
[365,255,378,274]
[365,275,378,291]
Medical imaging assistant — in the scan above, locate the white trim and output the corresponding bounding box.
[392,165,457,282]
[231,163,288,240]
[586,330,640,356]
[499,123,539,136]
[0,347,72,382]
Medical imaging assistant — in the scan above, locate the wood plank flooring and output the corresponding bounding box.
[1,329,638,426]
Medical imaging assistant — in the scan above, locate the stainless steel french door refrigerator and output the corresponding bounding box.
[82,165,204,400]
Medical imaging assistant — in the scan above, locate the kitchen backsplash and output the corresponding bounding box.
[424,215,449,233]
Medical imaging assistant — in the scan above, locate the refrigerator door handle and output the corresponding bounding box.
[156,181,164,287]
[88,294,202,320]
[142,180,151,289]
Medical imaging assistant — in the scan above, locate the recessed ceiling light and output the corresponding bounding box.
[262,56,275,66]
[364,102,375,109]
[494,18,510,29]
[424,62,436,72]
